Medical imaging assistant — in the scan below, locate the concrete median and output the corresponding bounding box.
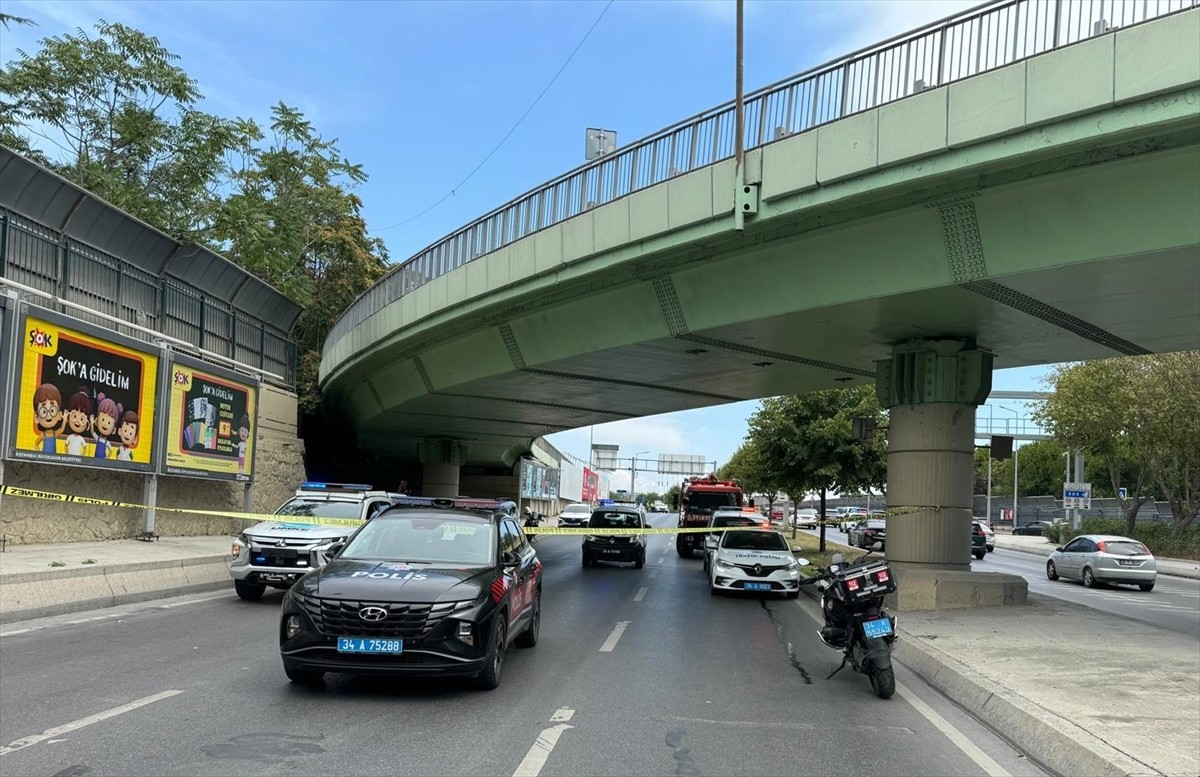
[0,555,230,624]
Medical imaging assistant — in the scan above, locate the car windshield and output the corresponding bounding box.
[275,498,365,520]
[590,511,641,529]
[562,504,591,515]
[722,530,789,551]
[1104,540,1151,556]
[864,519,886,529]
[339,514,495,565]
[685,492,741,512]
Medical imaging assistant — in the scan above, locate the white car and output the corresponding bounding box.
[787,508,819,529]
[708,528,805,598]
[558,502,592,527]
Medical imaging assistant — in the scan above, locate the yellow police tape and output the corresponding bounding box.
[0,484,951,534]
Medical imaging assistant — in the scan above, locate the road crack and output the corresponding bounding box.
[760,600,812,684]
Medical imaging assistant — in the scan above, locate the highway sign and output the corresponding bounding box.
[1063,482,1092,509]
[1118,487,1128,500]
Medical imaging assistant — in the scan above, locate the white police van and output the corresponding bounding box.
[228,482,398,600]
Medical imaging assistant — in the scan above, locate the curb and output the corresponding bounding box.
[995,542,1200,580]
[0,555,231,624]
[895,633,1163,777]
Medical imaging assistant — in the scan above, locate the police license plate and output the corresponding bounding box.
[337,637,403,654]
[862,618,893,638]
[744,582,772,591]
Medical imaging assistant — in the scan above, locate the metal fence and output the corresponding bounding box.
[326,0,1197,348]
[1,209,296,384]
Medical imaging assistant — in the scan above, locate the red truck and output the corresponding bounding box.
[676,475,744,557]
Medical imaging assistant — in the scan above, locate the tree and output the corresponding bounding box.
[719,440,782,514]
[0,20,248,241]
[1033,355,1197,534]
[212,103,388,411]
[748,385,887,550]
[664,484,681,512]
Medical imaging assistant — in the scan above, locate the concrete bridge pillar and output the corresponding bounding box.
[875,339,1027,610]
[420,438,466,498]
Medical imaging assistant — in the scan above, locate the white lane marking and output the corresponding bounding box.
[634,587,648,602]
[0,592,231,637]
[896,683,1012,777]
[0,690,183,756]
[0,628,33,637]
[789,597,1012,777]
[512,709,575,777]
[599,621,630,652]
[158,592,229,608]
[649,569,659,579]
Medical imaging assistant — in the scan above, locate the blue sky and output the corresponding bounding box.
[2,0,1054,490]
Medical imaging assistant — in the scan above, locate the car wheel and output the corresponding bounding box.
[1138,582,1155,592]
[973,549,985,560]
[234,580,266,600]
[986,546,994,553]
[515,591,540,648]
[582,553,591,568]
[283,661,324,685]
[635,552,645,570]
[1082,567,1097,588]
[476,615,507,690]
[1046,560,1059,580]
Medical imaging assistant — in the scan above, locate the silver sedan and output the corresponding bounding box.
[1046,534,1158,591]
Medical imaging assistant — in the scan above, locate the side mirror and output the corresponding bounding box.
[870,541,883,551]
[326,542,344,557]
[794,557,810,566]
[1055,547,1064,552]
[502,550,520,567]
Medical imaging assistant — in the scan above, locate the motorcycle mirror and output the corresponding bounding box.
[870,541,883,551]
[794,557,810,566]
[830,553,845,565]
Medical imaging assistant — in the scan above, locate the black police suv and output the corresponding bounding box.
[279,497,541,690]
[581,505,647,568]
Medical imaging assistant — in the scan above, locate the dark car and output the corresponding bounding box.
[1013,520,1055,536]
[582,506,646,568]
[849,518,886,550]
[971,522,987,560]
[278,497,541,690]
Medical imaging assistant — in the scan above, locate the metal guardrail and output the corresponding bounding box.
[326,0,1197,349]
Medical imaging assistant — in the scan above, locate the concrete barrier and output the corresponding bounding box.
[0,555,230,624]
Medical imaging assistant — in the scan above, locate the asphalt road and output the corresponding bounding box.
[807,526,1200,637]
[0,513,1049,777]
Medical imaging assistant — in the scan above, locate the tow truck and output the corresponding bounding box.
[676,475,744,558]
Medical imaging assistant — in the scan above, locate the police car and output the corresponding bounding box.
[278,496,541,690]
[229,482,399,600]
[708,528,803,598]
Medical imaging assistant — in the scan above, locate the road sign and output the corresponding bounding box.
[1118,487,1128,500]
[1063,482,1092,509]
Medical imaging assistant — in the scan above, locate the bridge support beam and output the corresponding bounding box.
[420,438,466,498]
[875,339,1028,610]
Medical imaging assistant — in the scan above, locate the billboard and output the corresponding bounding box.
[160,353,259,481]
[520,458,560,500]
[8,307,158,472]
[582,467,600,503]
[658,453,709,475]
[592,444,619,470]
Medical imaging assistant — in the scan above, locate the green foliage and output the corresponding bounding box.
[1035,354,1200,534]
[718,441,781,508]
[1,19,390,413]
[664,484,681,511]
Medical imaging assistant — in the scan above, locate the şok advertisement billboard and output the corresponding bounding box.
[161,353,258,481]
[9,307,158,472]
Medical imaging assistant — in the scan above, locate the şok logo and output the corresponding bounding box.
[28,328,53,349]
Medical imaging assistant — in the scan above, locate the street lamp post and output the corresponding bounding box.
[998,404,1019,527]
[630,451,649,497]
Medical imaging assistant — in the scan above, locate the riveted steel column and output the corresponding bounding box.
[876,338,993,571]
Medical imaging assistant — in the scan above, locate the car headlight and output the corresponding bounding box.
[284,614,302,640]
[715,557,735,571]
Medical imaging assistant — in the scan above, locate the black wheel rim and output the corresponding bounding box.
[1048,562,1055,576]
[531,598,540,638]
[1084,569,1093,585]
[494,621,506,675]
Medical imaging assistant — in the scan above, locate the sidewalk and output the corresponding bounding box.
[0,536,233,623]
[993,532,1200,580]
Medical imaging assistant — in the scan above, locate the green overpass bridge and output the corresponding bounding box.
[321,2,1200,605]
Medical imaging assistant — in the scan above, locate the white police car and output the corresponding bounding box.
[229,482,398,600]
[708,528,802,598]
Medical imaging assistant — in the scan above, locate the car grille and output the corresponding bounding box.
[250,549,308,568]
[734,563,788,577]
[293,594,457,639]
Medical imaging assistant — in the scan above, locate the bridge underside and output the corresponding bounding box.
[328,135,1199,468]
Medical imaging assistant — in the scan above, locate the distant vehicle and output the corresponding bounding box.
[582,505,647,569]
[839,507,869,532]
[848,519,886,550]
[230,482,398,600]
[1046,535,1157,591]
[708,528,803,598]
[558,502,592,527]
[787,508,819,529]
[971,522,987,560]
[1013,520,1056,536]
[676,475,744,558]
[973,519,995,552]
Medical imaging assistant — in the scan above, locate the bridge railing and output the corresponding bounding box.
[326,0,1195,348]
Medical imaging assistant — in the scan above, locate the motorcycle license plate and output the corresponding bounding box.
[744,582,772,591]
[862,618,893,638]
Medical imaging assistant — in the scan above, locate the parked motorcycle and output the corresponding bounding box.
[799,543,897,699]
[523,507,541,538]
